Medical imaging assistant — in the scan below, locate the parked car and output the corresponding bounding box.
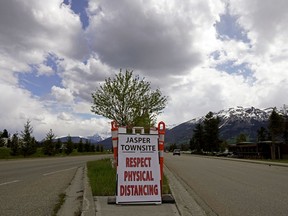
[173,149,181,156]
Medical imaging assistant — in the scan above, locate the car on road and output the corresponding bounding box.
[173,149,181,156]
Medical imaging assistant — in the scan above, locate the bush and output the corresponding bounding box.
[0,147,11,159]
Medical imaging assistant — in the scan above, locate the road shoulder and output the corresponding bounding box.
[57,166,84,216]
[164,165,214,216]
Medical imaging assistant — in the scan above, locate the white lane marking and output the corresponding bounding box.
[43,167,78,176]
[0,180,20,186]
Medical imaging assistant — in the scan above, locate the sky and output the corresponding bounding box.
[1,0,288,140]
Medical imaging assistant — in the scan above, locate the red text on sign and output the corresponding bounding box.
[126,157,151,167]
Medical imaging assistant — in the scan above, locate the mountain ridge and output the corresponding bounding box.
[165,106,285,145]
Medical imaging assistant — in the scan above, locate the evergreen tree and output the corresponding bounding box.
[190,123,204,152]
[257,127,269,141]
[90,144,95,152]
[56,138,62,153]
[1,129,9,138]
[77,138,84,152]
[43,129,56,156]
[0,129,9,147]
[10,133,19,156]
[95,144,99,152]
[0,138,4,147]
[84,139,90,152]
[100,144,104,152]
[20,120,36,156]
[219,140,228,152]
[203,112,220,152]
[268,108,283,141]
[268,108,284,159]
[282,114,288,144]
[64,135,74,155]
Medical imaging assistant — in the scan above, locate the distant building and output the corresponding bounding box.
[228,141,288,159]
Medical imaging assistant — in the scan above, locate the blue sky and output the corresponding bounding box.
[1,0,288,140]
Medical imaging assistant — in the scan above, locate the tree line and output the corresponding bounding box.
[0,120,104,157]
[188,108,288,153]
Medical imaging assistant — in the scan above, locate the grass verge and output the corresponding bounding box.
[0,147,111,160]
[87,158,116,196]
[87,158,171,196]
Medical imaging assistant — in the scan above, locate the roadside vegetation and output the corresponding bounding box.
[87,158,171,196]
[0,120,109,159]
[52,193,66,216]
[165,108,288,161]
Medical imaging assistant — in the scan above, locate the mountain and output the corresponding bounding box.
[87,134,104,143]
[165,106,284,145]
[97,137,112,150]
[53,136,89,144]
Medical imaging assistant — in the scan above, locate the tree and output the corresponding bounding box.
[77,138,84,152]
[1,129,8,138]
[219,140,228,152]
[268,108,284,159]
[282,112,288,144]
[96,144,100,152]
[90,144,95,152]
[10,133,19,156]
[56,138,62,153]
[0,138,4,147]
[257,127,269,141]
[91,69,168,127]
[169,143,177,152]
[268,108,283,141]
[236,133,248,143]
[99,144,104,152]
[20,120,36,156]
[43,129,56,156]
[190,123,204,152]
[64,135,74,155]
[203,112,220,152]
[0,129,9,147]
[84,139,90,152]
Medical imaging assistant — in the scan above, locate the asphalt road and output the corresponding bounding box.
[0,155,110,216]
[165,153,288,216]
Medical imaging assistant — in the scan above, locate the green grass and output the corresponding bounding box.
[87,158,117,196]
[162,174,171,194]
[0,147,111,160]
[87,158,171,196]
[0,147,11,159]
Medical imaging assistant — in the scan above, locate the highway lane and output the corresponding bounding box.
[165,153,288,216]
[0,155,111,216]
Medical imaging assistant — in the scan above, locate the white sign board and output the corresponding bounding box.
[116,133,161,204]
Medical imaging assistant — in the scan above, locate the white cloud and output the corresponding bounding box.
[59,56,114,101]
[57,112,73,121]
[86,0,225,77]
[37,64,54,76]
[1,0,288,141]
[0,0,89,75]
[51,86,74,104]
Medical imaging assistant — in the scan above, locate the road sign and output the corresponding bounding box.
[116,133,161,204]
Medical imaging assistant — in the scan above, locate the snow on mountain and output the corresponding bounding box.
[87,134,104,143]
[53,133,104,144]
[165,106,284,145]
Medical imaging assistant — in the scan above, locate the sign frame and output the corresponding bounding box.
[116,132,162,204]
